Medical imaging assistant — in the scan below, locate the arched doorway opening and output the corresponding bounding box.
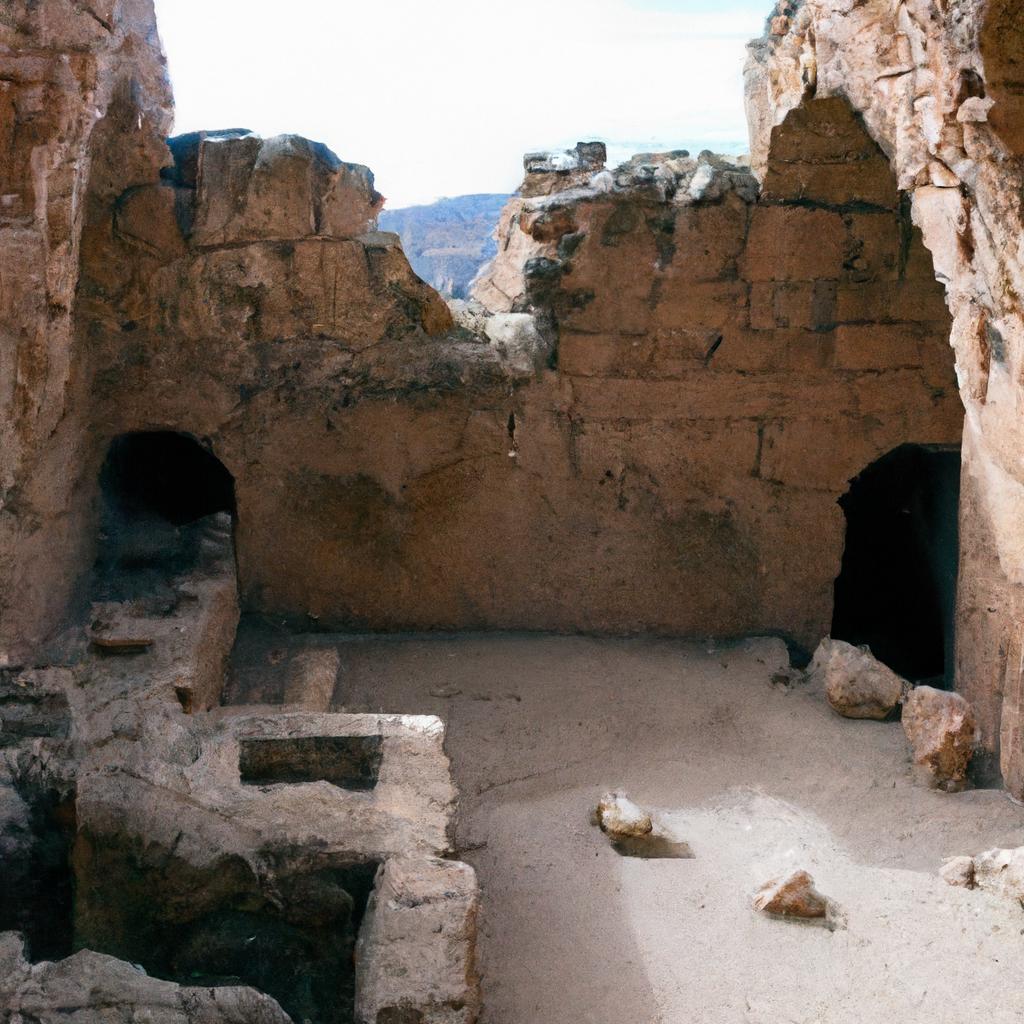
[831,444,961,684]
[97,431,236,582]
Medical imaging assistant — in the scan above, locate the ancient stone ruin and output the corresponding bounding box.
[3,0,1024,1021]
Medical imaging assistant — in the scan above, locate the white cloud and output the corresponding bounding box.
[154,0,767,207]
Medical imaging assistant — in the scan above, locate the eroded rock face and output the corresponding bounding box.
[746,0,1024,799]
[902,685,978,790]
[0,931,292,1024]
[808,638,910,719]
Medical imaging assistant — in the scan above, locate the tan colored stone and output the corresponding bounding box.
[186,133,382,247]
[939,855,976,889]
[740,206,846,281]
[808,638,909,719]
[902,686,978,791]
[355,857,480,1024]
[0,932,292,1024]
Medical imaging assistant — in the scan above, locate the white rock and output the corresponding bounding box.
[595,792,653,838]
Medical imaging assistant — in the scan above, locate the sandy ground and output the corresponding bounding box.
[229,630,1024,1023]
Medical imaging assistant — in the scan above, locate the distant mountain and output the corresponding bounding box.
[380,193,512,300]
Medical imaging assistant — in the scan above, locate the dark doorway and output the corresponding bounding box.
[831,444,960,683]
[97,431,235,585]
[100,431,235,527]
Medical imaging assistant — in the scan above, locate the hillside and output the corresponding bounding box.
[380,193,512,299]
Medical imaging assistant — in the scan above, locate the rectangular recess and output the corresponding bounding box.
[239,735,383,791]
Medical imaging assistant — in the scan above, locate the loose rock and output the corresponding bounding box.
[595,792,653,838]
[942,847,1024,901]
[753,869,829,919]
[902,686,978,791]
[808,637,909,719]
[939,855,976,889]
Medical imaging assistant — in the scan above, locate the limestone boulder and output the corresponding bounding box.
[355,856,480,1024]
[753,869,829,919]
[902,686,978,791]
[0,932,291,1024]
[808,638,909,719]
[939,855,976,889]
[171,131,384,247]
[941,847,1024,901]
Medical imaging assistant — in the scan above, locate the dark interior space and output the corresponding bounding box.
[165,862,379,1024]
[0,785,77,963]
[239,736,383,791]
[100,431,235,528]
[76,834,378,1024]
[96,431,235,589]
[831,444,961,683]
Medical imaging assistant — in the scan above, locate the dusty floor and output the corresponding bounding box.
[229,630,1024,1023]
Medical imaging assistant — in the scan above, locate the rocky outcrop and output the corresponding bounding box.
[902,685,978,790]
[809,638,910,719]
[746,0,1024,800]
[0,0,172,661]
[0,932,291,1024]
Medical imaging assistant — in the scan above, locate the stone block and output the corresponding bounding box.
[186,133,382,247]
[750,281,836,330]
[833,323,926,370]
[740,205,846,280]
[355,857,480,1024]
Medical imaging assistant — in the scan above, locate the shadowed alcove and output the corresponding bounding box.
[96,431,236,589]
[831,444,961,684]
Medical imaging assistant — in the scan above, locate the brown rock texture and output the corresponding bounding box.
[1,0,965,678]
[752,869,829,919]
[809,638,910,719]
[471,106,958,649]
[746,0,1024,800]
[902,685,978,790]
[0,0,172,661]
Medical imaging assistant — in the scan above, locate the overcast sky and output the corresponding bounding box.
[154,0,768,209]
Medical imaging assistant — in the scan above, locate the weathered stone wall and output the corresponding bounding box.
[70,95,956,654]
[746,0,1024,795]
[470,105,960,648]
[1,3,969,706]
[0,0,171,661]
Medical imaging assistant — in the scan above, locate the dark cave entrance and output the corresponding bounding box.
[831,444,961,684]
[97,431,236,588]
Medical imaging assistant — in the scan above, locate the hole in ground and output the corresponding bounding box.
[166,863,379,1024]
[0,785,77,962]
[831,444,960,684]
[239,735,383,791]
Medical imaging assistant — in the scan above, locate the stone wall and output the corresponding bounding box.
[0,3,977,731]
[64,93,955,655]
[745,0,1024,796]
